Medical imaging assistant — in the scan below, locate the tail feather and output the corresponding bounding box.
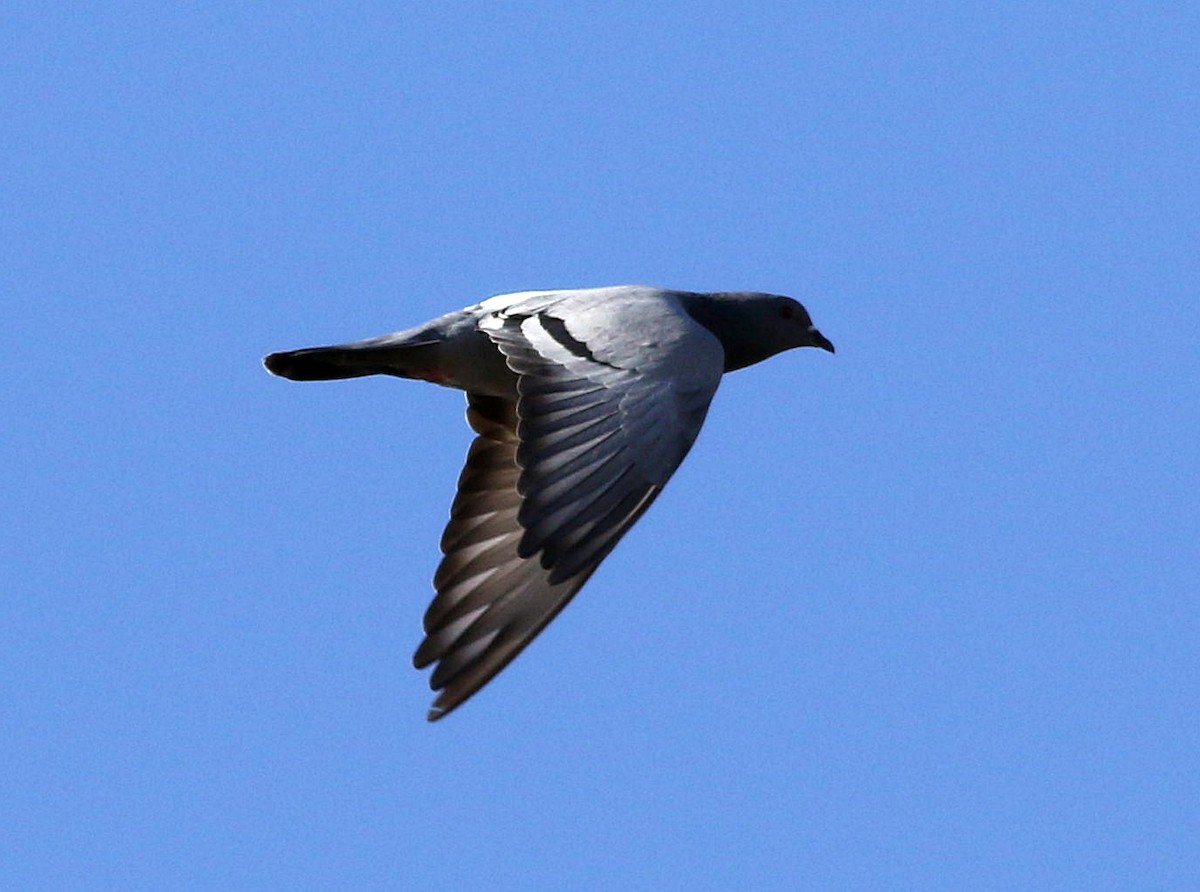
[264,347,379,380]
[263,339,440,382]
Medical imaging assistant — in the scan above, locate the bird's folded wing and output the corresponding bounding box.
[413,297,724,719]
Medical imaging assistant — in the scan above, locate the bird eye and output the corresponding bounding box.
[779,303,795,320]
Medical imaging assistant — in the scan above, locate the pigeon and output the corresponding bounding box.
[264,285,834,720]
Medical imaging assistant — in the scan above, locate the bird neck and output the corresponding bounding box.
[679,292,767,372]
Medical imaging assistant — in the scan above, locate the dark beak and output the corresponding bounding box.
[811,328,835,354]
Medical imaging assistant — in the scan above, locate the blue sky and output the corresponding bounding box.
[4,4,1197,889]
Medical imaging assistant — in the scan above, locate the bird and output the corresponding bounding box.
[263,285,834,720]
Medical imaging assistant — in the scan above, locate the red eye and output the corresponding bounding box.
[779,304,795,319]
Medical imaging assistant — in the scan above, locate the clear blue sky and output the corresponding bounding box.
[4,4,1197,889]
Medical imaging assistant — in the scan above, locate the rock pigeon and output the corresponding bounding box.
[264,285,834,720]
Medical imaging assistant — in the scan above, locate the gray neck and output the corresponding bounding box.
[679,292,772,372]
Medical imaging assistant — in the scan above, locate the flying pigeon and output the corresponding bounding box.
[264,285,834,720]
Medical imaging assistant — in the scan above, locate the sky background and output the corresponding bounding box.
[4,4,1198,890]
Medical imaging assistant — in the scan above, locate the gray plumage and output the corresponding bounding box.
[264,285,834,720]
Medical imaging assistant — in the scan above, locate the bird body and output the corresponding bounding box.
[264,285,833,719]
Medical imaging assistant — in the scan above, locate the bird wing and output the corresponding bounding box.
[413,292,725,719]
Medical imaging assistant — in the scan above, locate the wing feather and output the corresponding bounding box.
[413,293,724,719]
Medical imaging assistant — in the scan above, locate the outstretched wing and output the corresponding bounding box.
[413,293,725,720]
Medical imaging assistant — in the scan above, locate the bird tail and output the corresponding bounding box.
[263,335,441,382]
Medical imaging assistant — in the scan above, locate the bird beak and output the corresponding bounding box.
[810,328,835,354]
